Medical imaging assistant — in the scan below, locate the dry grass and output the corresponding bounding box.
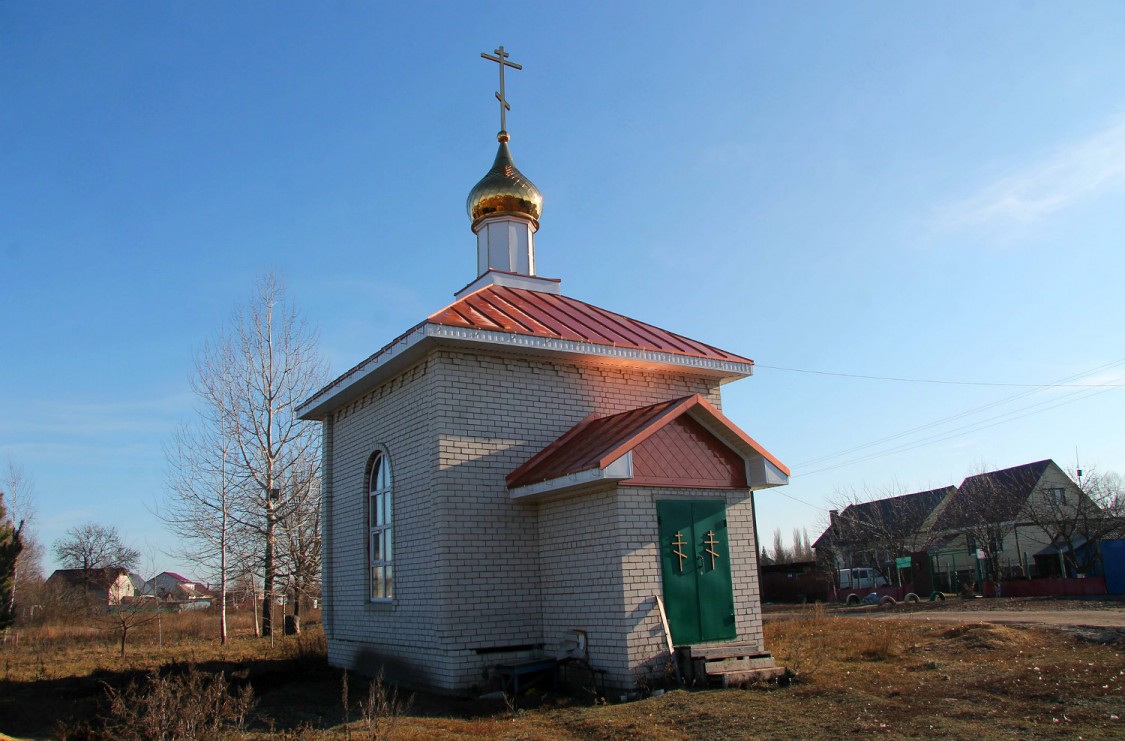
[1,609,269,683]
[3,605,1125,740]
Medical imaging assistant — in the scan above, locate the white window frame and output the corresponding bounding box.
[368,449,393,601]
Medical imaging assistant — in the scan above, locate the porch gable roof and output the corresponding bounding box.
[506,393,789,499]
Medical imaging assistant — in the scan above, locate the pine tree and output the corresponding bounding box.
[0,492,24,629]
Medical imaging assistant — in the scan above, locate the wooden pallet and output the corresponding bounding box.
[675,642,788,687]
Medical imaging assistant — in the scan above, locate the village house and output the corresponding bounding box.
[928,460,1090,580]
[813,486,955,574]
[45,567,135,607]
[145,571,214,609]
[815,459,1107,591]
[297,48,790,694]
[145,571,198,598]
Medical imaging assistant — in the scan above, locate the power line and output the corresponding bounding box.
[795,385,1117,478]
[763,359,1124,518]
[756,362,1125,388]
[792,358,1125,469]
[775,488,827,511]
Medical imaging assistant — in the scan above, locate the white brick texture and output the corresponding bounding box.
[321,346,765,693]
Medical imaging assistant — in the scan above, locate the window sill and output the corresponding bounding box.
[366,599,395,612]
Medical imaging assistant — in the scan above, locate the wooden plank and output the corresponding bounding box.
[712,667,788,687]
[705,658,778,674]
[655,595,675,655]
[691,644,772,660]
[655,595,684,687]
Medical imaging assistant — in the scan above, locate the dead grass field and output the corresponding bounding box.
[2,602,1124,740]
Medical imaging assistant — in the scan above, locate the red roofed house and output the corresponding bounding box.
[298,58,789,694]
[145,571,195,598]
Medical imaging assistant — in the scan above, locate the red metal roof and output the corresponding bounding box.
[428,285,752,364]
[507,394,789,489]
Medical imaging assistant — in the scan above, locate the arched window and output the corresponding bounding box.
[368,450,393,600]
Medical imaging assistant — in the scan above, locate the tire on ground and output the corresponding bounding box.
[846,593,860,606]
[904,592,920,603]
[929,591,945,601]
[879,595,897,607]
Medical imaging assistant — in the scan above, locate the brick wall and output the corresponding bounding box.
[323,360,451,688]
[538,485,765,692]
[322,343,753,692]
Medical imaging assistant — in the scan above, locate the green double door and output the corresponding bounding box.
[657,500,736,645]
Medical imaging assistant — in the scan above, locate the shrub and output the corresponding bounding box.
[358,669,412,740]
[97,665,255,740]
[767,603,831,678]
[854,621,897,661]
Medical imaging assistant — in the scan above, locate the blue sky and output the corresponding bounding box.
[2,2,1123,578]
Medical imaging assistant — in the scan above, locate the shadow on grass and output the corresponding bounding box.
[0,651,519,739]
[1,651,337,739]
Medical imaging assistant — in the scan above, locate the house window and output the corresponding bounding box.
[368,450,393,600]
[1049,487,1066,505]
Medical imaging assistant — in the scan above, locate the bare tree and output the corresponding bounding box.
[189,273,326,637]
[791,527,813,562]
[277,456,321,628]
[95,551,161,656]
[822,484,952,580]
[97,592,163,657]
[161,415,241,644]
[53,522,140,573]
[1020,467,1125,575]
[935,463,1042,585]
[770,528,790,564]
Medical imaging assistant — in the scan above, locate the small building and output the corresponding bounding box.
[145,571,200,598]
[759,561,830,603]
[162,581,214,611]
[126,572,146,594]
[46,567,134,607]
[298,50,790,694]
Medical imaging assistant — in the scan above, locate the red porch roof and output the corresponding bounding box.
[428,285,752,365]
[507,394,789,490]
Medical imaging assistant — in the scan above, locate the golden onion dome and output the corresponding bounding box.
[467,133,543,227]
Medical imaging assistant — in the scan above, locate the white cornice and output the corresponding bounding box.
[509,453,634,501]
[428,324,755,377]
[297,324,430,420]
[298,324,753,420]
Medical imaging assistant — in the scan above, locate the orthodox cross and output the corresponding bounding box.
[671,531,688,573]
[704,530,721,570]
[481,45,522,135]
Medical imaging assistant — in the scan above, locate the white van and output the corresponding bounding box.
[838,567,888,591]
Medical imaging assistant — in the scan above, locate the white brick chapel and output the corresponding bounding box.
[297,48,790,694]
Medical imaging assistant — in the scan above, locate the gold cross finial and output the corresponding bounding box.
[481,45,522,141]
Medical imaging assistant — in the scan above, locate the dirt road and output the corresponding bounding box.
[765,598,1125,631]
[876,608,1125,628]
